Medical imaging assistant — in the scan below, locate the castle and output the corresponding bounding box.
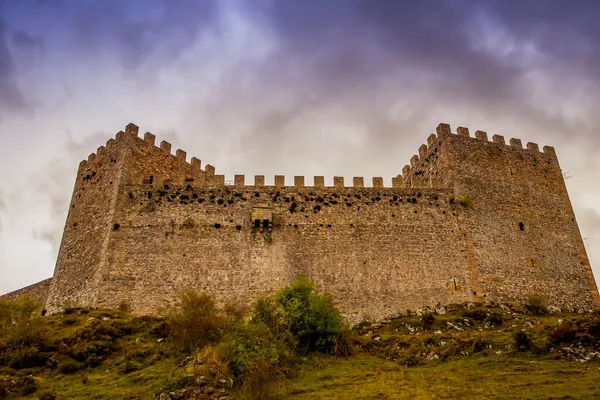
[4,123,599,322]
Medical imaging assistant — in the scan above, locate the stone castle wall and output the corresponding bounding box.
[2,278,52,303]
[97,184,470,322]
[3,122,598,321]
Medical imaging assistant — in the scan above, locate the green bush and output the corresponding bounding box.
[274,277,348,355]
[228,323,293,380]
[168,292,227,352]
[525,295,547,315]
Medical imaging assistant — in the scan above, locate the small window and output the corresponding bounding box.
[254,219,261,229]
[263,219,269,229]
[519,222,525,231]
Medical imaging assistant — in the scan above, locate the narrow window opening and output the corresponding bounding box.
[254,219,261,229]
[519,222,525,231]
[453,279,457,290]
[263,219,269,229]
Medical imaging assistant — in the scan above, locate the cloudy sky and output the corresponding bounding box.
[1,0,599,294]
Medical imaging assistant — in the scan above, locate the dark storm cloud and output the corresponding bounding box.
[247,0,523,104]
[11,31,44,49]
[0,20,29,115]
[54,0,219,71]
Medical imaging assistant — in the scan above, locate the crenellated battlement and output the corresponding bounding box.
[433,122,555,155]
[79,123,216,177]
[136,174,407,189]
[80,122,558,192]
[401,122,557,181]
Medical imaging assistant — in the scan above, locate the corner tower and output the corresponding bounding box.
[405,123,600,311]
[46,124,214,312]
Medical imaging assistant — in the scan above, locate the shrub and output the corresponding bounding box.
[274,277,348,355]
[19,376,37,396]
[62,316,78,325]
[68,340,115,362]
[525,295,547,315]
[399,353,423,366]
[462,309,486,321]
[514,331,532,351]
[119,360,142,374]
[6,347,50,369]
[227,323,294,381]
[38,391,57,400]
[162,373,197,392]
[485,311,504,326]
[587,320,600,341]
[238,357,279,400]
[168,292,226,353]
[471,338,489,353]
[58,361,79,374]
[252,297,288,338]
[550,321,577,344]
[421,313,435,328]
[222,303,248,327]
[75,318,133,341]
[150,320,170,338]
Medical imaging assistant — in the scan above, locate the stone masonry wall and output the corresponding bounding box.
[97,184,470,323]
[45,136,126,313]
[0,278,52,303]
[406,123,600,311]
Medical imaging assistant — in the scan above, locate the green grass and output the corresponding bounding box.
[31,358,179,399]
[2,297,600,399]
[278,354,600,399]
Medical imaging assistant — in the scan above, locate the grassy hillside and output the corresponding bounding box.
[1,290,600,399]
